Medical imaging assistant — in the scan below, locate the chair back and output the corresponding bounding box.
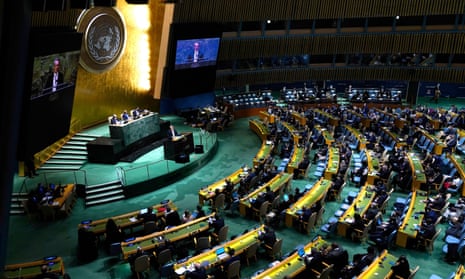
[195,236,211,251]
[157,248,172,267]
[143,221,157,235]
[226,259,241,279]
[214,193,226,211]
[134,254,150,273]
[318,264,334,279]
[270,238,283,259]
[245,242,259,265]
[259,201,271,218]
[217,225,229,243]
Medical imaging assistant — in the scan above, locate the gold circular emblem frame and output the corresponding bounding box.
[76,7,126,73]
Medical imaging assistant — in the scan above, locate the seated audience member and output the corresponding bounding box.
[195,205,206,218]
[137,207,157,223]
[251,192,266,210]
[369,215,399,250]
[182,209,195,223]
[347,213,366,240]
[293,155,310,178]
[164,207,181,227]
[323,242,349,278]
[35,264,59,279]
[341,246,377,278]
[128,246,148,274]
[105,218,125,247]
[264,186,275,203]
[259,225,277,248]
[389,255,411,279]
[121,110,130,123]
[415,218,436,247]
[209,211,225,235]
[303,248,326,275]
[427,193,446,211]
[110,114,119,125]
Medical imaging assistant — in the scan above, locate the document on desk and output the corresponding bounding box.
[129,217,138,222]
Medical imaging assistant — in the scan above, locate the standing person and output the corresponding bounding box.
[45,58,64,93]
[168,125,180,139]
[433,84,441,104]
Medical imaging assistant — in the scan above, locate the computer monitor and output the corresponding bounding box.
[140,208,148,215]
[298,248,305,257]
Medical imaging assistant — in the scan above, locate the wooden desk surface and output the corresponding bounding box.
[249,119,270,141]
[366,150,380,185]
[396,191,428,248]
[324,147,339,180]
[254,142,274,166]
[173,225,264,275]
[121,213,214,260]
[337,186,375,237]
[448,154,465,196]
[198,168,244,205]
[47,183,75,209]
[77,201,176,236]
[407,152,426,191]
[4,257,65,279]
[357,250,396,279]
[344,125,368,149]
[287,146,306,174]
[252,236,328,279]
[454,264,465,279]
[285,179,331,227]
[239,173,292,216]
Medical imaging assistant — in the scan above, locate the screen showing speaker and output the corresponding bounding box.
[174,37,220,70]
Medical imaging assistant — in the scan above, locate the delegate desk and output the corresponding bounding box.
[249,119,270,142]
[4,257,65,279]
[344,125,367,150]
[347,109,371,128]
[380,127,407,148]
[395,190,428,248]
[324,147,339,180]
[253,141,274,168]
[77,201,176,237]
[259,111,276,124]
[121,213,213,260]
[357,250,397,279]
[239,173,292,217]
[314,109,340,127]
[198,168,245,205]
[407,152,427,191]
[291,111,307,126]
[366,150,380,185]
[173,225,263,277]
[109,112,160,147]
[41,183,76,212]
[285,179,331,227]
[316,126,335,145]
[287,146,306,175]
[281,121,301,145]
[163,132,195,160]
[252,236,328,279]
[449,154,465,196]
[337,186,375,237]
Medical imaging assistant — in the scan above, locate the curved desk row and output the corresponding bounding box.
[239,173,292,217]
[173,225,264,278]
[77,200,177,236]
[252,236,328,279]
[357,249,397,279]
[285,179,331,228]
[396,190,428,248]
[337,185,376,237]
[198,168,245,205]
[4,257,65,279]
[120,213,214,260]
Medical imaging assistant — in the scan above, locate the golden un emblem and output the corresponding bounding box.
[76,7,126,73]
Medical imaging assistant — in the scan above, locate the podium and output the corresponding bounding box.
[163,132,194,160]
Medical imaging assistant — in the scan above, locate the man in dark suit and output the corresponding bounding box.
[137,207,157,223]
[45,58,64,93]
[258,226,277,248]
[210,212,225,234]
[164,207,181,227]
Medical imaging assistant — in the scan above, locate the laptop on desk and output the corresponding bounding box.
[216,247,229,260]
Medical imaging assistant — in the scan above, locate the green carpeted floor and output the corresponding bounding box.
[5,97,465,279]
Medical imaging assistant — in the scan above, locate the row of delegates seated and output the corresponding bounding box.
[302,242,349,278]
[340,246,377,279]
[109,107,149,125]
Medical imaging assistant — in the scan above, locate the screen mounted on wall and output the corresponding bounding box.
[174,37,220,70]
[31,50,80,99]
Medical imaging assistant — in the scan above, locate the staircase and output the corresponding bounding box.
[38,133,97,172]
[9,192,29,215]
[85,180,125,207]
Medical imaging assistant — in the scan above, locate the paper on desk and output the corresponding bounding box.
[129,217,138,222]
